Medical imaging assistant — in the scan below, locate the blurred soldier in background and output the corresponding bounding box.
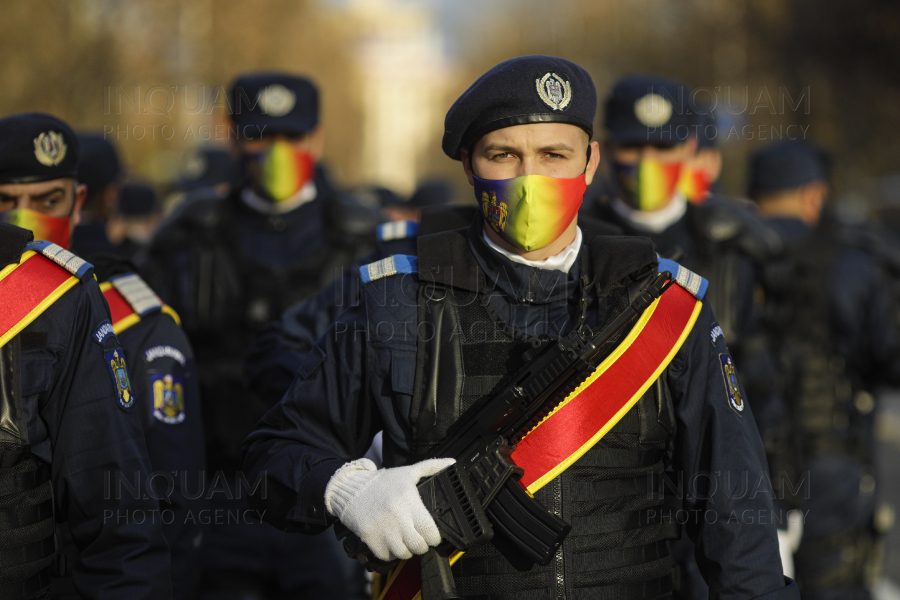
[70,134,122,256]
[110,182,162,261]
[0,112,206,599]
[141,72,376,599]
[751,140,900,600]
[583,75,787,599]
[0,112,173,599]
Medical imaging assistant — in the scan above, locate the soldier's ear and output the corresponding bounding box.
[584,141,601,187]
[461,148,475,187]
[71,183,87,227]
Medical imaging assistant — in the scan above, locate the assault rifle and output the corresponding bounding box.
[336,270,674,600]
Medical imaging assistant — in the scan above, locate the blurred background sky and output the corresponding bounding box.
[5,0,900,214]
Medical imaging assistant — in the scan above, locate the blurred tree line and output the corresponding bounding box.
[2,0,899,207]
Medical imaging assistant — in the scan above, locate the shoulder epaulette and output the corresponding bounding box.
[100,273,181,334]
[359,255,418,284]
[658,258,708,300]
[377,220,419,243]
[108,274,163,316]
[25,241,93,280]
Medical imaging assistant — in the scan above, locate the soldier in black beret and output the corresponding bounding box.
[0,113,177,598]
[242,56,799,600]
[750,140,900,600]
[0,112,85,249]
[140,72,374,600]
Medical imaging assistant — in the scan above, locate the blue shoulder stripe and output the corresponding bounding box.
[658,258,708,300]
[377,220,419,242]
[26,241,93,280]
[359,255,418,284]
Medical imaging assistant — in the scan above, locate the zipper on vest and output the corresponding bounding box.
[553,476,566,600]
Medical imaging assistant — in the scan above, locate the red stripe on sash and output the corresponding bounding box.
[102,285,136,328]
[512,284,697,489]
[0,254,72,338]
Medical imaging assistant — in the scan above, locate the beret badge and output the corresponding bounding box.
[535,72,572,111]
[33,131,68,167]
[257,84,297,117]
[633,93,673,127]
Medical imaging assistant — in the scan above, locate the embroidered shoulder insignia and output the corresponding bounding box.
[108,273,163,316]
[359,255,418,284]
[719,354,744,415]
[150,372,186,424]
[657,258,708,300]
[26,241,92,279]
[105,348,134,410]
[377,220,419,243]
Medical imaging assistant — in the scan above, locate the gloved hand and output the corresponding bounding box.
[325,457,455,561]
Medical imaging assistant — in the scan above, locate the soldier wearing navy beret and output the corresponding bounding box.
[751,140,900,600]
[140,72,375,599]
[0,112,174,598]
[242,56,799,599]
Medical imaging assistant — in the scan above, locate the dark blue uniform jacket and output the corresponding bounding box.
[242,220,799,599]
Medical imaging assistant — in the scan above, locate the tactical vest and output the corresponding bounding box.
[0,333,55,600]
[409,229,679,600]
[764,224,867,462]
[167,189,365,473]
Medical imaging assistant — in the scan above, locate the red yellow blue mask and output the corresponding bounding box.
[1,208,71,248]
[676,165,713,205]
[613,157,683,211]
[242,141,315,203]
[474,173,586,252]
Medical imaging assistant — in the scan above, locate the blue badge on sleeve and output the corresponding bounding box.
[93,320,116,345]
[150,372,186,424]
[105,348,134,410]
[719,354,744,415]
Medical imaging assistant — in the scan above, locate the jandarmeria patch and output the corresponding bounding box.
[719,354,744,414]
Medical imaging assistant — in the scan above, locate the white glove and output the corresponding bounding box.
[325,457,455,561]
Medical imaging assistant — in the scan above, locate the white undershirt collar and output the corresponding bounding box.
[611,194,687,233]
[482,226,583,273]
[240,180,318,215]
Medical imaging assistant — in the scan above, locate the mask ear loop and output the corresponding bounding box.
[583,145,592,175]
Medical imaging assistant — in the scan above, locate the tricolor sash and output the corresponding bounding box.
[100,273,181,335]
[375,279,703,600]
[0,250,82,348]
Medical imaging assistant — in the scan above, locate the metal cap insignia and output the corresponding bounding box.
[33,131,68,167]
[535,72,572,111]
[634,93,673,127]
[257,84,297,117]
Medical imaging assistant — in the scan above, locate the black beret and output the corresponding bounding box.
[748,141,830,197]
[0,112,79,184]
[229,72,319,137]
[118,182,158,216]
[442,55,597,160]
[604,74,695,145]
[77,133,122,197]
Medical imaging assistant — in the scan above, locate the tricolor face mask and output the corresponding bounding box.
[241,141,316,203]
[676,165,713,205]
[473,173,586,252]
[1,208,71,248]
[612,156,684,212]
